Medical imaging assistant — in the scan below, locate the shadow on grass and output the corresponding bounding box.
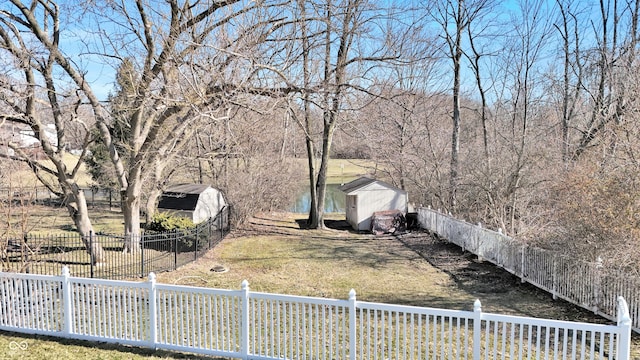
[249,214,354,232]
[296,218,353,231]
[245,216,366,243]
[230,235,422,272]
[0,330,228,359]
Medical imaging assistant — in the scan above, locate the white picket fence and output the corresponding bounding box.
[417,206,640,335]
[0,267,632,359]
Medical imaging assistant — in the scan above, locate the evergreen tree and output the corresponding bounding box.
[87,59,137,189]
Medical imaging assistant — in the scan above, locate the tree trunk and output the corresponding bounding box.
[448,0,464,212]
[122,182,142,253]
[313,122,336,229]
[297,0,319,228]
[450,55,461,211]
[123,201,141,253]
[306,135,318,228]
[65,187,105,266]
[145,187,163,227]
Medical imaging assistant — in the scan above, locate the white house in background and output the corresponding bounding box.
[339,177,408,231]
[0,123,59,158]
[15,124,58,147]
[157,184,227,224]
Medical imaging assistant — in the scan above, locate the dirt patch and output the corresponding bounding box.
[395,230,627,322]
[399,233,522,293]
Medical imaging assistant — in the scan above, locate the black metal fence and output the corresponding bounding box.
[0,206,231,279]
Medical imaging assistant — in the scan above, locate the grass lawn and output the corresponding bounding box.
[1,212,636,359]
[4,154,95,190]
[157,213,472,309]
[290,158,379,185]
[1,204,124,238]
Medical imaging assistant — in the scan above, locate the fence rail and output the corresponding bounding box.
[0,206,231,280]
[0,268,631,360]
[417,206,640,335]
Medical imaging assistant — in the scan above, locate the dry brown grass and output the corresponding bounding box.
[0,204,123,238]
[4,154,95,189]
[289,158,378,185]
[157,212,473,309]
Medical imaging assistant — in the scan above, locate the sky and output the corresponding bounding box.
[59,25,117,102]
[4,0,609,103]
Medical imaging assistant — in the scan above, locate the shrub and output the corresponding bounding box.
[145,213,208,252]
[147,212,194,232]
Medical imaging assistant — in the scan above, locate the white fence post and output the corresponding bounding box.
[593,257,603,314]
[148,272,157,348]
[617,297,632,360]
[552,257,557,300]
[473,299,481,360]
[348,289,357,360]
[61,266,72,336]
[471,223,481,254]
[240,280,250,360]
[520,244,526,283]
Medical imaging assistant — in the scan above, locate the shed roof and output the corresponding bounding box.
[165,183,212,194]
[339,177,406,195]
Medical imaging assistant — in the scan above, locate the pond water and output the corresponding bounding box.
[290,184,345,213]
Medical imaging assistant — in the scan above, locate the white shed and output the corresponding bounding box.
[339,177,408,231]
[157,184,227,224]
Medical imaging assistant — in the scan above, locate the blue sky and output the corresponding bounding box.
[45,0,607,103]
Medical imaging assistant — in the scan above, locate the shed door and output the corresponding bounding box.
[347,194,357,222]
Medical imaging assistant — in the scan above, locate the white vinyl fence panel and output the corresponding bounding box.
[247,292,351,359]
[67,276,150,344]
[356,301,475,359]
[0,267,632,360]
[418,206,640,335]
[0,274,63,332]
[153,284,242,358]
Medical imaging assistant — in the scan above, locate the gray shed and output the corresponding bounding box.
[340,177,408,231]
[157,184,227,224]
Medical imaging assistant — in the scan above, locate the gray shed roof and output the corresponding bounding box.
[339,177,406,194]
[165,183,211,194]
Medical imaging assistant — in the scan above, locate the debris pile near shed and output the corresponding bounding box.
[370,210,406,235]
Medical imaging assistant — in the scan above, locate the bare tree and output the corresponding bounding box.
[569,0,640,160]
[497,0,554,235]
[0,3,105,265]
[178,101,305,225]
[286,0,403,228]
[1,0,291,252]
[349,15,445,196]
[553,0,585,164]
[294,0,319,227]
[546,0,640,268]
[429,0,494,212]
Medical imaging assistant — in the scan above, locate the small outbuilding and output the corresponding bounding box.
[339,177,408,232]
[157,184,227,224]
